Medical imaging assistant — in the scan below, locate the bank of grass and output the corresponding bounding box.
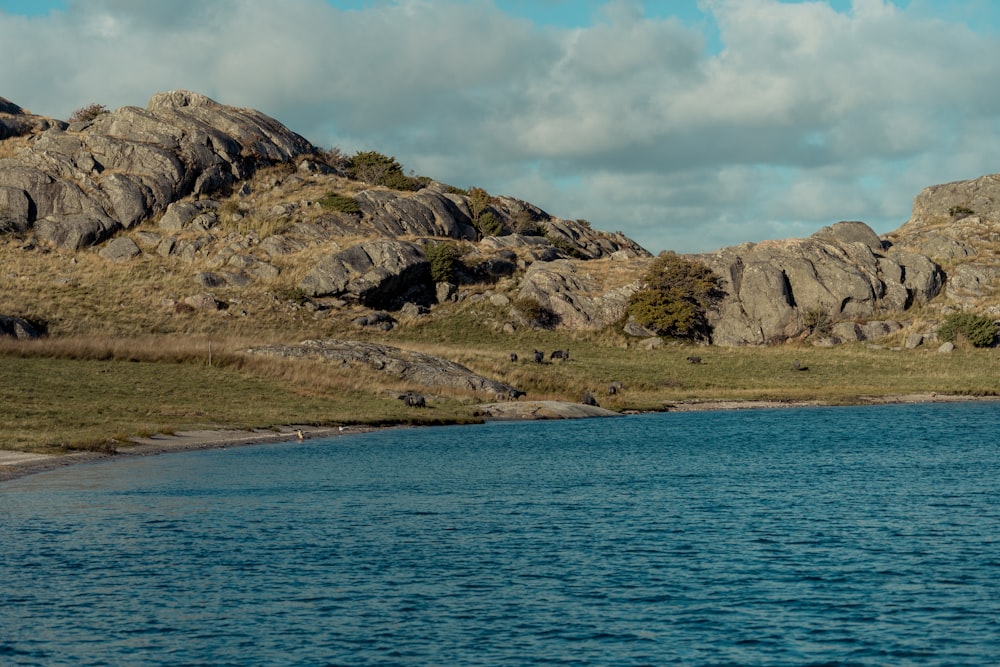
[0,336,481,454]
[3,323,997,454]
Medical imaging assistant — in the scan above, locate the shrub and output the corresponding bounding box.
[318,146,349,171]
[425,242,463,284]
[318,192,361,214]
[626,252,724,342]
[68,103,109,123]
[475,211,504,237]
[511,211,546,236]
[937,312,998,347]
[347,150,420,190]
[949,205,975,219]
[513,296,560,329]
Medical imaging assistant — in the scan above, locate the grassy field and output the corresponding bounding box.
[2,324,998,454]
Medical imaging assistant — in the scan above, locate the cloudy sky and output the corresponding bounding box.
[1,0,999,253]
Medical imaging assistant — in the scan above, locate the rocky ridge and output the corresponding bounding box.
[1,90,999,350]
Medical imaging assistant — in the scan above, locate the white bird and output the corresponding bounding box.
[296,429,304,441]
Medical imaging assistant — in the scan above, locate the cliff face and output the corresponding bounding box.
[0,90,996,346]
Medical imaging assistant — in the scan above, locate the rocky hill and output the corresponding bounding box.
[1,90,998,349]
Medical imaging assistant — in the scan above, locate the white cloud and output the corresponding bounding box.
[1,0,999,253]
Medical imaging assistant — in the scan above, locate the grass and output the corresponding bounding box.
[0,338,480,453]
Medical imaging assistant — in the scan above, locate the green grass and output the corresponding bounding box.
[0,354,479,453]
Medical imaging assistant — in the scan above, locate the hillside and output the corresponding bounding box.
[2,91,999,452]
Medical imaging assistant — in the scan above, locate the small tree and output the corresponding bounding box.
[347,151,420,190]
[425,241,462,284]
[938,312,998,347]
[626,252,724,342]
[68,103,109,123]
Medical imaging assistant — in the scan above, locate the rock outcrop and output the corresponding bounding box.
[699,221,944,345]
[298,239,431,307]
[0,91,313,248]
[886,173,1000,304]
[245,339,521,396]
[516,259,640,330]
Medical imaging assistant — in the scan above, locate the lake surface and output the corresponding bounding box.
[1,402,998,666]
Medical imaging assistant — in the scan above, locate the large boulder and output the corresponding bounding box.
[298,239,431,308]
[516,259,639,330]
[355,189,478,240]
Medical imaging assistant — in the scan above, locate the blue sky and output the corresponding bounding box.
[2,0,1000,253]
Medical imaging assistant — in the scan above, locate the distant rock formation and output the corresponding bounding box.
[0,90,312,248]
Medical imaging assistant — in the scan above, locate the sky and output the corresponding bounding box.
[1,0,999,253]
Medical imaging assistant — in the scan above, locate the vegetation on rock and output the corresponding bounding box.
[318,192,361,214]
[67,103,109,123]
[347,151,421,191]
[426,241,463,284]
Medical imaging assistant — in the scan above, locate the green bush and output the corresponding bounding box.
[938,312,998,347]
[626,252,724,342]
[347,151,421,190]
[475,211,504,237]
[949,205,975,219]
[425,242,463,284]
[317,192,361,213]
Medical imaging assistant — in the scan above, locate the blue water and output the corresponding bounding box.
[1,403,998,666]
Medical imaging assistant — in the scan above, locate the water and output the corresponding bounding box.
[1,402,998,666]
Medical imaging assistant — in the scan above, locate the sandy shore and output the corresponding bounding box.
[0,424,375,484]
[2,394,996,484]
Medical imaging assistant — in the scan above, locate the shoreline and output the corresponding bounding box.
[2,394,996,484]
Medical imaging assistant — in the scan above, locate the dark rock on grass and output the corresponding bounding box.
[0,315,46,339]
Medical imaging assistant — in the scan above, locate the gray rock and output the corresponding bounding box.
[938,341,955,353]
[195,272,227,288]
[701,223,945,345]
[0,186,31,233]
[98,236,141,262]
[517,259,638,330]
[182,293,223,311]
[298,239,430,308]
[34,212,120,250]
[905,333,925,349]
[0,90,314,247]
[812,220,885,254]
[436,281,456,303]
[159,200,219,231]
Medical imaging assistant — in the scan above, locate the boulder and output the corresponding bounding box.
[298,239,430,308]
[0,186,31,233]
[517,259,638,330]
[99,236,141,262]
[355,189,478,240]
